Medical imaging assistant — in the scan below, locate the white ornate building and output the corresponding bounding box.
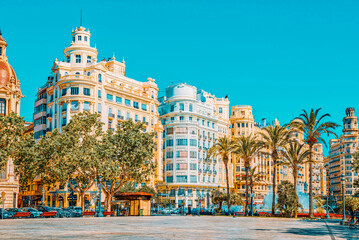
[31,26,163,208]
[158,83,230,208]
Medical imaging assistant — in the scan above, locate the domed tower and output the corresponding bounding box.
[343,108,358,133]
[0,30,22,209]
[0,31,22,115]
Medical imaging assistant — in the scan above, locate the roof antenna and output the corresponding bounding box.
[80,9,83,26]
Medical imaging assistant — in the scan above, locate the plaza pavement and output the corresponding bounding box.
[0,216,357,239]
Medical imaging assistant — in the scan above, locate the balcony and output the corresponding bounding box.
[108,113,115,118]
[117,115,124,120]
[47,113,53,118]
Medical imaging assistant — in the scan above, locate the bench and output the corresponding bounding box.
[12,212,30,218]
[83,211,96,216]
[103,211,114,216]
[40,211,57,217]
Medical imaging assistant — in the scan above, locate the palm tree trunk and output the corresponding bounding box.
[294,169,297,218]
[245,162,249,216]
[250,185,253,216]
[224,158,231,212]
[271,154,277,215]
[309,145,313,218]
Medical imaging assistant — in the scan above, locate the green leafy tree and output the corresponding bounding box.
[351,151,359,185]
[0,112,27,168]
[276,181,302,217]
[60,112,104,211]
[259,124,291,215]
[208,137,236,212]
[98,120,156,211]
[291,108,338,218]
[340,196,359,214]
[233,135,262,215]
[279,142,311,218]
[211,190,244,213]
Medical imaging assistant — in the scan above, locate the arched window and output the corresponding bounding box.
[98,74,102,82]
[65,72,69,76]
[87,72,91,76]
[75,72,80,78]
[0,99,6,115]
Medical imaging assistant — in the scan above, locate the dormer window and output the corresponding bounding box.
[76,55,81,63]
[84,36,88,41]
[87,56,91,63]
[66,56,70,63]
[72,37,75,42]
[78,36,82,41]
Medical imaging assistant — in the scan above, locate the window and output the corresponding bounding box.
[98,90,101,98]
[190,151,197,158]
[125,99,131,106]
[166,151,173,158]
[176,139,188,146]
[72,36,75,42]
[167,128,174,135]
[141,104,147,111]
[0,47,2,56]
[71,101,79,111]
[117,110,121,118]
[190,163,197,170]
[176,151,188,158]
[166,164,173,171]
[202,120,204,125]
[176,127,187,134]
[83,101,90,111]
[189,117,193,121]
[75,55,81,63]
[190,175,197,183]
[98,74,102,82]
[166,139,173,147]
[212,123,215,128]
[190,139,197,146]
[83,88,90,96]
[87,72,91,76]
[179,116,184,121]
[176,163,188,170]
[176,176,187,183]
[219,107,223,113]
[135,115,138,121]
[189,104,193,112]
[166,176,173,183]
[179,103,184,111]
[84,36,88,41]
[87,56,91,63]
[170,105,175,112]
[142,117,146,123]
[98,103,101,113]
[107,94,113,101]
[116,96,122,104]
[71,87,79,95]
[133,101,139,109]
[126,112,130,120]
[78,35,82,41]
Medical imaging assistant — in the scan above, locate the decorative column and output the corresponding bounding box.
[89,102,94,114]
[66,100,71,123]
[79,100,84,112]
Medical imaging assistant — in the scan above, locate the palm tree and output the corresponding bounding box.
[279,142,311,218]
[233,135,263,215]
[291,108,338,218]
[259,124,291,215]
[208,137,235,212]
[248,166,265,216]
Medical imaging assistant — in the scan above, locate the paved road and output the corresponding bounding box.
[0,216,357,239]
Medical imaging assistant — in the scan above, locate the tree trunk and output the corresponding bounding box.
[105,193,112,212]
[80,192,85,212]
[272,153,277,216]
[250,185,253,216]
[309,145,313,218]
[224,158,231,212]
[245,161,249,216]
[293,169,297,218]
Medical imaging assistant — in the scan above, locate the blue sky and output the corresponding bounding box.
[1,0,359,147]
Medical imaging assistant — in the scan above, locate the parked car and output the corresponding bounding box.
[53,207,70,218]
[170,208,179,214]
[0,209,9,219]
[66,206,82,217]
[21,207,42,218]
[33,205,55,213]
[5,208,25,218]
[62,208,78,218]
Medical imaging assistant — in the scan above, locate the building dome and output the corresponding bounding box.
[0,60,16,86]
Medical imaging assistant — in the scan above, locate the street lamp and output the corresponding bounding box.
[325,172,330,219]
[341,174,346,225]
[95,176,104,217]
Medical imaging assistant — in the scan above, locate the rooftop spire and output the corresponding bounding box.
[80,9,83,26]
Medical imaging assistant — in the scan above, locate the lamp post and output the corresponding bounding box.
[325,188,330,219]
[341,174,346,225]
[95,176,103,217]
